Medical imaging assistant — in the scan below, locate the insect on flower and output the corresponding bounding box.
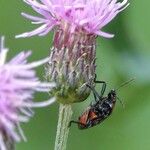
[69,76,134,129]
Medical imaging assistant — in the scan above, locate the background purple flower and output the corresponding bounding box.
[0,36,55,150]
[16,0,129,38]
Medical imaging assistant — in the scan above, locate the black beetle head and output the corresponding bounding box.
[108,89,116,101]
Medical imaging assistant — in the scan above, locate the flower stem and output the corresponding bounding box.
[54,104,73,150]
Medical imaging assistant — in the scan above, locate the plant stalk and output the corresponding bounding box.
[54,104,73,150]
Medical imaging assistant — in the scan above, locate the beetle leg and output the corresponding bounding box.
[90,101,94,106]
[86,84,99,102]
[94,75,106,98]
[68,120,85,127]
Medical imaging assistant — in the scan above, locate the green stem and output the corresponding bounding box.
[54,104,73,150]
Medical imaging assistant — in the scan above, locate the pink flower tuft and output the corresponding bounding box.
[0,36,56,150]
[16,0,129,39]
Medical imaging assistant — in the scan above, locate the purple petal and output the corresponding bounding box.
[95,31,114,38]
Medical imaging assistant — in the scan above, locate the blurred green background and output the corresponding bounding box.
[0,0,150,150]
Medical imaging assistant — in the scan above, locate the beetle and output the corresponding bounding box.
[69,76,133,129]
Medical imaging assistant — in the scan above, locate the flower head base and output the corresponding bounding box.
[46,29,96,104]
[0,37,55,150]
[16,0,129,38]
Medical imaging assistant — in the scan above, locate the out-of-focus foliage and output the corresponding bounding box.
[0,0,150,150]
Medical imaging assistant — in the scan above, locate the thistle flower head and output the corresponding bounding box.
[0,37,55,150]
[16,0,129,38]
[15,0,129,104]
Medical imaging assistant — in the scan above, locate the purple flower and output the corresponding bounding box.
[16,0,129,39]
[0,36,56,150]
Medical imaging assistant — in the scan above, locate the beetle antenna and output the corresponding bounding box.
[116,78,135,91]
[117,96,125,108]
